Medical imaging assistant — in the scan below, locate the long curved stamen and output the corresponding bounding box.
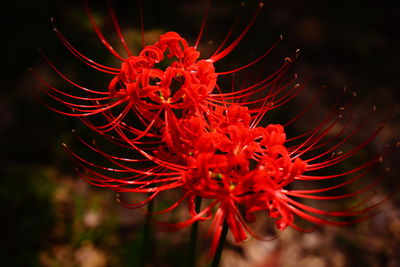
[194,0,211,49]
[137,0,145,48]
[52,28,120,74]
[209,2,264,63]
[216,37,282,76]
[83,0,125,61]
[107,0,133,57]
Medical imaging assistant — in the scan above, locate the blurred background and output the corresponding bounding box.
[1,0,399,266]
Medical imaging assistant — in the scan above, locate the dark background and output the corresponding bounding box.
[1,0,399,266]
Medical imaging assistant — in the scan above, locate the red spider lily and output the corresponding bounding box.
[155,105,391,256]
[64,98,391,257]
[35,1,300,148]
[37,0,393,260]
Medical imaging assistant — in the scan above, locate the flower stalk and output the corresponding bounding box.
[211,220,229,267]
[188,196,202,267]
[139,199,154,267]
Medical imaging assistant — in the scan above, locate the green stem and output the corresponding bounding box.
[188,196,202,267]
[139,199,154,267]
[210,220,229,267]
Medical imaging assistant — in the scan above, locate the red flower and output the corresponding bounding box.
[156,105,390,257]
[37,0,393,259]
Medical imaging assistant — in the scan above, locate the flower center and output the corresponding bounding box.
[108,32,217,112]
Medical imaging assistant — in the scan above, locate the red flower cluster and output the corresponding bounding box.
[37,1,390,257]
